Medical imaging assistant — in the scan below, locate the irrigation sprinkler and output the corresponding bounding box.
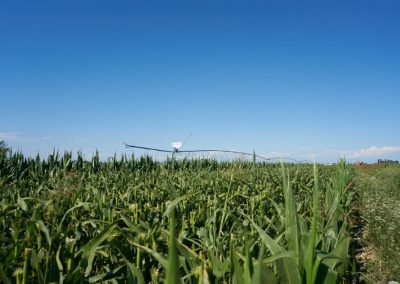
[124,139,309,163]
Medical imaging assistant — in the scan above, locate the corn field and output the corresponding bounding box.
[0,149,355,283]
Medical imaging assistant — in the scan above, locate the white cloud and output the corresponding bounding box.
[285,145,400,163]
[0,132,21,141]
[349,146,400,158]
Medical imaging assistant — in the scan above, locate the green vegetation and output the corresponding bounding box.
[0,140,10,159]
[354,164,400,283]
[0,147,355,283]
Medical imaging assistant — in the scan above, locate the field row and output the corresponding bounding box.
[0,150,355,283]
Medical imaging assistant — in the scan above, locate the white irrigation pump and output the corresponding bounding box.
[171,142,183,153]
[124,135,308,163]
[171,133,192,154]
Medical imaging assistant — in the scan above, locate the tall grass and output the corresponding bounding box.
[354,164,400,283]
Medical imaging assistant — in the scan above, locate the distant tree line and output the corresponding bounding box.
[377,159,399,164]
[0,140,10,158]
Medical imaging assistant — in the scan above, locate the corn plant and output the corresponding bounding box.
[0,148,354,283]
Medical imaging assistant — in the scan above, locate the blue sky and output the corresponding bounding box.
[1,0,399,162]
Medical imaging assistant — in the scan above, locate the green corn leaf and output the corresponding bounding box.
[127,240,168,268]
[58,202,92,231]
[251,245,263,284]
[230,244,244,284]
[88,264,125,283]
[0,265,11,284]
[17,195,27,211]
[305,163,319,284]
[209,253,230,279]
[120,216,144,234]
[55,245,63,272]
[252,264,278,284]
[126,262,145,284]
[85,252,95,277]
[315,259,338,284]
[260,250,297,265]
[163,193,195,218]
[30,250,45,284]
[198,260,210,284]
[176,239,201,268]
[78,221,118,258]
[281,164,302,268]
[35,220,51,247]
[323,237,349,275]
[244,239,253,282]
[250,219,301,284]
[165,210,182,284]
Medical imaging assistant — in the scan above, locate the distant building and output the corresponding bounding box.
[355,161,364,166]
[377,159,399,164]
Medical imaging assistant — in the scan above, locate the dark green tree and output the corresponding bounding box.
[0,140,10,158]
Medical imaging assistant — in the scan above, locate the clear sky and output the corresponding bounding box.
[1,0,399,163]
